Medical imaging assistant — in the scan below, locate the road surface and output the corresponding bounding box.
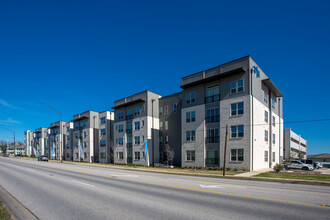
[0,157,329,220]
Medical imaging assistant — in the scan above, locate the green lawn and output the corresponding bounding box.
[256,172,330,182]
[0,201,11,220]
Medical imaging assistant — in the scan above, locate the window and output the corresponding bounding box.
[159,107,163,116]
[231,149,244,161]
[117,111,124,119]
[119,152,123,160]
[265,111,268,123]
[173,104,177,113]
[126,123,132,134]
[265,130,268,142]
[66,127,70,131]
[186,150,195,161]
[84,131,87,138]
[164,136,168,144]
[101,129,106,135]
[116,138,123,146]
[186,130,196,141]
[135,152,140,160]
[134,122,140,130]
[272,152,275,162]
[134,107,141,116]
[231,125,244,138]
[75,143,78,148]
[205,86,220,103]
[231,79,243,94]
[165,121,168,130]
[206,108,219,123]
[75,153,78,159]
[264,90,269,103]
[265,151,268,162]
[186,92,196,104]
[159,136,163,145]
[271,97,276,109]
[118,124,123,132]
[272,116,275,127]
[100,117,106,124]
[164,105,168,115]
[206,128,219,143]
[142,136,145,142]
[159,121,163,129]
[134,136,140,145]
[101,152,106,159]
[272,133,275,144]
[231,102,244,116]
[142,105,145,111]
[67,135,70,140]
[126,109,133,120]
[84,142,87,148]
[186,111,195,123]
[84,152,87,159]
[66,144,70,149]
[100,140,106,147]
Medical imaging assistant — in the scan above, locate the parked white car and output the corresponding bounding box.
[284,160,314,171]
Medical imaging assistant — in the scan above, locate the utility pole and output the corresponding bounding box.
[223,124,228,177]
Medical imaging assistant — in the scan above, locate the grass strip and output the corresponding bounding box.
[0,201,11,220]
[256,173,330,182]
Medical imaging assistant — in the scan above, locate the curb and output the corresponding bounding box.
[0,185,38,220]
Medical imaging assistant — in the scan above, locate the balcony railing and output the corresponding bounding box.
[126,143,132,148]
[126,115,133,120]
[206,158,220,166]
[205,95,220,103]
[205,136,219,143]
[126,129,132,134]
[205,116,220,123]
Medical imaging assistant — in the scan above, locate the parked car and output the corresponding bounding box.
[2,154,9,157]
[284,160,314,171]
[300,159,321,169]
[38,155,49,162]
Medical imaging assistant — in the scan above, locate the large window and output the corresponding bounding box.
[265,111,268,123]
[101,129,106,135]
[165,121,168,130]
[265,151,268,162]
[159,107,163,116]
[231,102,244,116]
[135,151,140,160]
[186,92,196,104]
[116,138,123,146]
[126,109,133,120]
[206,108,219,123]
[164,105,169,115]
[186,111,196,123]
[272,116,275,127]
[134,136,140,145]
[206,128,219,143]
[272,152,275,162]
[134,122,140,130]
[271,97,276,109]
[117,124,124,132]
[173,104,177,113]
[186,130,196,141]
[119,152,123,160]
[100,117,106,124]
[100,140,106,147]
[265,130,268,142]
[231,125,244,138]
[231,79,244,94]
[231,149,244,162]
[264,90,269,103]
[206,86,220,103]
[101,152,106,159]
[272,133,275,144]
[134,107,141,116]
[186,150,195,161]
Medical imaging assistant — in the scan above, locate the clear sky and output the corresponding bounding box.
[0,0,329,154]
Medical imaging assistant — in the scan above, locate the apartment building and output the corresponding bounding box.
[284,128,307,160]
[65,122,74,161]
[33,127,48,156]
[72,110,100,163]
[99,111,114,164]
[113,91,161,166]
[159,92,182,166]
[48,121,67,160]
[24,130,34,157]
[180,56,283,171]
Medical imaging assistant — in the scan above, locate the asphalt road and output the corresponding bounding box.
[0,157,329,220]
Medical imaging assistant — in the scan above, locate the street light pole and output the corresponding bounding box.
[40,103,63,163]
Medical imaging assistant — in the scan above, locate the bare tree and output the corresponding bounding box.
[164,144,174,168]
[0,140,7,154]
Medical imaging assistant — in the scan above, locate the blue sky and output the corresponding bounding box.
[0,0,329,154]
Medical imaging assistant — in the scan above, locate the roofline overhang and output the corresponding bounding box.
[262,79,283,97]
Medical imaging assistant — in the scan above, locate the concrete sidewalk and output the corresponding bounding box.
[234,168,273,177]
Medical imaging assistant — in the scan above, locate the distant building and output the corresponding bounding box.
[284,128,307,160]
[33,127,48,156]
[99,111,114,164]
[49,121,67,160]
[24,130,34,156]
[65,122,74,161]
[73,110,100,163]
[113,91,161,166]
[307,153,330,168]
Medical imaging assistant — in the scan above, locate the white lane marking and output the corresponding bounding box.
[200,184,246,189]
[110,174,139,177]
[72,180,95,187]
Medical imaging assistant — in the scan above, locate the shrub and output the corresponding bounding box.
[233,168,238,171]
[220,167,224,171]
[273,163,284,173]
[226,167,231,171]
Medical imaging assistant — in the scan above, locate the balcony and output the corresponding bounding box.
[126,143,132,148]
[206,158,220,166]
[205,116,220,123]
[205,95,220,103]
[126,115,133,120]
[126,129,132,134]
[205,136,219,143]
